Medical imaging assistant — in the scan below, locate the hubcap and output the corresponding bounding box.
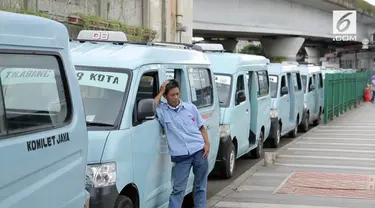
[229,150,235,173]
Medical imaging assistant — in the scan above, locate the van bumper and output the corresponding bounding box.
[86,185,118,208]
[269,117,279,139]
[215,135,232,166]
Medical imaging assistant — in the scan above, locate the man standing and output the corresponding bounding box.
[154,79,210,208]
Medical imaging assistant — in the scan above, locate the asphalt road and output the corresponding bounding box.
[206,132,304,199]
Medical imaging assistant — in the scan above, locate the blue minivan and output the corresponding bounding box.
[0,11,89,207]
[193,43,271,178]
[70,31,220,208]
[298,64,324,131]
[267,63,304,148]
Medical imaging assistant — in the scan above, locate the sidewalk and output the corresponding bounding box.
[208,103,375,208]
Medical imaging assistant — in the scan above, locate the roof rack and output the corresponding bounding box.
[192,43,225,52]
[76,30,128,43]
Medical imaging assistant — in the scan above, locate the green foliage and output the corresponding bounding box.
[269,56,287,63]
[239,44,265,56]
[0,8,157,41]
[0,7,49,18]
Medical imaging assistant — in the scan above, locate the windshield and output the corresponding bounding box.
[301,75,307,93]
[269,75,278,98]
[214,74,232,107]
[75,67,129,127]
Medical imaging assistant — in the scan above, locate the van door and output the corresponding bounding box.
[279,74,291,133]
[307,75,317,118]
[0,53,88,207]
[256,70,271,140]
[186,67,219,174]
[130,67,172,207]
[286,73,296,124]
[232,72,251,155]
[312,74,320,115]
[317,72,324,113]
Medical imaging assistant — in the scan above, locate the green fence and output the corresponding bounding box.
[323,72,373,124]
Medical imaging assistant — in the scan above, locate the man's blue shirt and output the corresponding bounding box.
[156,101,205,156]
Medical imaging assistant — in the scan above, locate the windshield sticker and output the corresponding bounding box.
[269,76,278,83]
[76,70,127,92]
[0,68,56,85]
[214,75,231,85]
[86,115,96,122]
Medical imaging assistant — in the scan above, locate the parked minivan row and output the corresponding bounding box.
[1,11,325,208]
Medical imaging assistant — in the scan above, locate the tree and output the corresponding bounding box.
[239,44,265,56]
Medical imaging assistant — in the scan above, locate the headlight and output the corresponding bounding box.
[270,109,278,118]
[304,103,307,110]
[86,162,116,188]
[219,125,230,138]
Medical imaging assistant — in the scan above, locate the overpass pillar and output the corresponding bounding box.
[221,39,238,52]
[260,37,305,61]
[305,47,320,65]
[202,38,238,52]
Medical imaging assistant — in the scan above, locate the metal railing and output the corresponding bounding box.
[323,72,373,124]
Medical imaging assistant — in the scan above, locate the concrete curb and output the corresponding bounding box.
[207,124,324,208]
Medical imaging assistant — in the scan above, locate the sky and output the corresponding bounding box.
[364,0,375,5]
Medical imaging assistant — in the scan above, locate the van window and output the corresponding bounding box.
[280,75,288,96]
[0,53,70,135]
[134,71,159,123]
[76,67,129,127]
[301,75,307,93]
[188,68,213,108]
[257,70,269,97]
[235,75,245,105]
[269,75,278,98]
[292,73,299,91]
[308,76,314,92]
[318,73,323,88]
[296,73,302,91]
[214,74,232,107]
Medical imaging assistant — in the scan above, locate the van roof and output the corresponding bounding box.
[69,41,210,69]
[204,52,269,74]
[298,65,322,75]
[267,63,300,75]
[0,11,69,49]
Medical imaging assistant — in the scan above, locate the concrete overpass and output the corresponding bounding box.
[193,0,375,61]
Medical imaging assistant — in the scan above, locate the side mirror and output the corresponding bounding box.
[309,84,315,91]
[235,90,246,104]
[281,86,288,95]
[137,98,156,121]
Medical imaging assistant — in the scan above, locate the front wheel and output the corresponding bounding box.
[289,120,298,138]
[299,113,309,132]
[269,124,281,148]
[115,195,133,208]
[221,142,236,179]
[251,131,264,159]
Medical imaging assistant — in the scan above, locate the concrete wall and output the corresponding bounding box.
[193,0,373,41]
[0,0,193,42]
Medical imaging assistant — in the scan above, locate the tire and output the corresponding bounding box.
[269,123,281,148]
[313,110,321,126]
[300,113,309,133]
[289,120,298,138]
[221,142,236,179]
[114,195,133,208]
[251,131,264,159]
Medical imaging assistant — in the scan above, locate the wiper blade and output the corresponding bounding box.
[86,121,113,127]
